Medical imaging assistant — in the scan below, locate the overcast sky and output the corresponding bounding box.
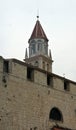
[0,0,76,81]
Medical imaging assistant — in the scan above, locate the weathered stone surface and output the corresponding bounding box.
[0,58,76,130]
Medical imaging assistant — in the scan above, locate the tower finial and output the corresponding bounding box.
[37,15,39,19]
[37,9,39,20]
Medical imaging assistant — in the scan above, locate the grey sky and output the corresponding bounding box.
[0,0,76,81]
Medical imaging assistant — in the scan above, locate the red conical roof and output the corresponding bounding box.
[29,20,48,42]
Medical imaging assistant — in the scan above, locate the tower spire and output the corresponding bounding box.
[29,18,48,42]
[25,17,53,73]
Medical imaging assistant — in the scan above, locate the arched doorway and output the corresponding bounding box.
[49,107,63,122]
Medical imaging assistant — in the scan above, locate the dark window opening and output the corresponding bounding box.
[38,43,42,51]
[27,67,34,81]
[3,60,9,73]
[32,44,36,54]
[64,80,70,91]
[38,44,39,51]
[49,107,63,122]
[47,64,49,71]
[47,74,53,87]
[34,127,37,130]
[43,61,45,70]
[35,61,39,67]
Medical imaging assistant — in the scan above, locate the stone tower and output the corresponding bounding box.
[0,17,76,130]
[25,17,53,72]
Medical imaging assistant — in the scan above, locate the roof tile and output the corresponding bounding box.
[29,20,48,42]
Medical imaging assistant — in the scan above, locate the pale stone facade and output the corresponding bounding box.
[0,18,76,130]
[0,57,76,130]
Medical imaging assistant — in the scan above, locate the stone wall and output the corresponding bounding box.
[0,58,76,130]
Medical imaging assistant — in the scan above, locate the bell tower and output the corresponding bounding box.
[24,17,53,72]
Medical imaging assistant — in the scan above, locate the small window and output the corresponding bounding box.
[64,80,70,91]
[38,44,40,51]
[34,127,37,130]
[35,61,39,67]
[27,67,34,81]
[31,39,35,43]
[3,60,9,73]
[38,43,42,51]
[32,44,36,54]
[43,61,45,70]
[47,64,49,71]
[47,74,53,87]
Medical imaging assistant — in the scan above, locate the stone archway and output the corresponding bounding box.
[49,107,63,122]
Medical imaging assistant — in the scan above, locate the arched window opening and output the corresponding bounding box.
[47,64,49,71]
[32,44,36,54]
[49,107,63,122]
[38,43,42,51]
[35,61,39,67]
